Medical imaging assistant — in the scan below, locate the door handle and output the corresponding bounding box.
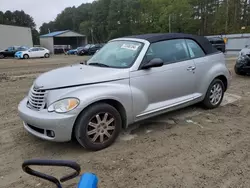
[187,66,196,71]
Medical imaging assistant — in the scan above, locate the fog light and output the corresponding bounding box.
[46,130,55,138]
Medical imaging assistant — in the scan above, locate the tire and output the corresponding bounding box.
[74,103,122,151]
[44,53,50,58]
[0,53,4,59]
[74,52,77,55]
[23,54,29,59]
[202,79,225,109]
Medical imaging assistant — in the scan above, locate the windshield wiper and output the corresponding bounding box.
[88,62,110,67]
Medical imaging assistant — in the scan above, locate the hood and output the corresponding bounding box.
[34,64,129,90]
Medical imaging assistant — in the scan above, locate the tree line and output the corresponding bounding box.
[1,0,250,44]
[39,0,250,43]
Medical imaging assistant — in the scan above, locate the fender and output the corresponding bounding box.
[48,79,134,126]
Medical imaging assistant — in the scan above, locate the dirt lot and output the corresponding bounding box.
[0,55,250,188]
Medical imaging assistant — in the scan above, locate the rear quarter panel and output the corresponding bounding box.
[193,53,230,99]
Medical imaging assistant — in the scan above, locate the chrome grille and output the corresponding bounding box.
[27,87,46,110]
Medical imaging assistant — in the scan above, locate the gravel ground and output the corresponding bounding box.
[0,55,250,188]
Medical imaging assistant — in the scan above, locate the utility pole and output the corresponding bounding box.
[225,0,229,33]
[169,14,171,33]
[90,28,94,44]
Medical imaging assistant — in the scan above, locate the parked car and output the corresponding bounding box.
[18,33,231,151]
[67,47,84,55]
[15,47,50,59]
[206,36,226,53]
[0,46,28,59]
[77,44,104,56]
[234,44,250,75]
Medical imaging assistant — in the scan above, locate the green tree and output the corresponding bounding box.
[39,0,250,42]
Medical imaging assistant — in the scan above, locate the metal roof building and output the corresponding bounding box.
[40,30,87,54]
[0,24,33,50]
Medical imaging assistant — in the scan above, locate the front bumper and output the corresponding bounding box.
[18,97,78,142]
[235,64,250,73]
[15,54,23,59]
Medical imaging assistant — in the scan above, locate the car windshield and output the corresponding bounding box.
[87,40,143,68]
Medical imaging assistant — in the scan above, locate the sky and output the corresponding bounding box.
[0,0,94,29]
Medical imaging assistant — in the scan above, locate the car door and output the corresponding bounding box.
[89,45,96,54]
[130,39,197,119]
[185,39,211,94]
[28,48,37,58]
[38,48,46,57]
[5,47,15,57]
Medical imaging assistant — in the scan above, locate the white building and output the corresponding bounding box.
[0,24,33,50]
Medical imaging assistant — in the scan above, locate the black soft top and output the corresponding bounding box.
[123,33,218,55]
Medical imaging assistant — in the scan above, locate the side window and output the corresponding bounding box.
[145,39,190,64]
[7,47,13,51]
[30,48,37,51]
[186,39,205,58]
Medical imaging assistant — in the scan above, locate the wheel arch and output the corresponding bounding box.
[214,75,228,91]
[23,53,29,58]
[71,99,127,139]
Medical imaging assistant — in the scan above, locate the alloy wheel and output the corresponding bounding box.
[209,83,223,106]
[87,112,115,144]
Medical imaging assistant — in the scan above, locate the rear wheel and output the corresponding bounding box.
[23,54,29,59]
[44,53,50,58]
[202,79,225,109]
[74,103,122,151]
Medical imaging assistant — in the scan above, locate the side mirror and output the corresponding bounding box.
[141,58,164,69]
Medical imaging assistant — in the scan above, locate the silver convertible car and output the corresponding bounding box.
[18,33,231,151]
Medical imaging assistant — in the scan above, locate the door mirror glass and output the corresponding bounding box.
[141,58,164,69]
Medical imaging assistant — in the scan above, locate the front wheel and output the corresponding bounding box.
[23,54,29,59]
[0,53,4,59]
[74,103,122,151]
[202,79,225,109]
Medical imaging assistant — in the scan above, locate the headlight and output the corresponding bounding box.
[48,98,80,113]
